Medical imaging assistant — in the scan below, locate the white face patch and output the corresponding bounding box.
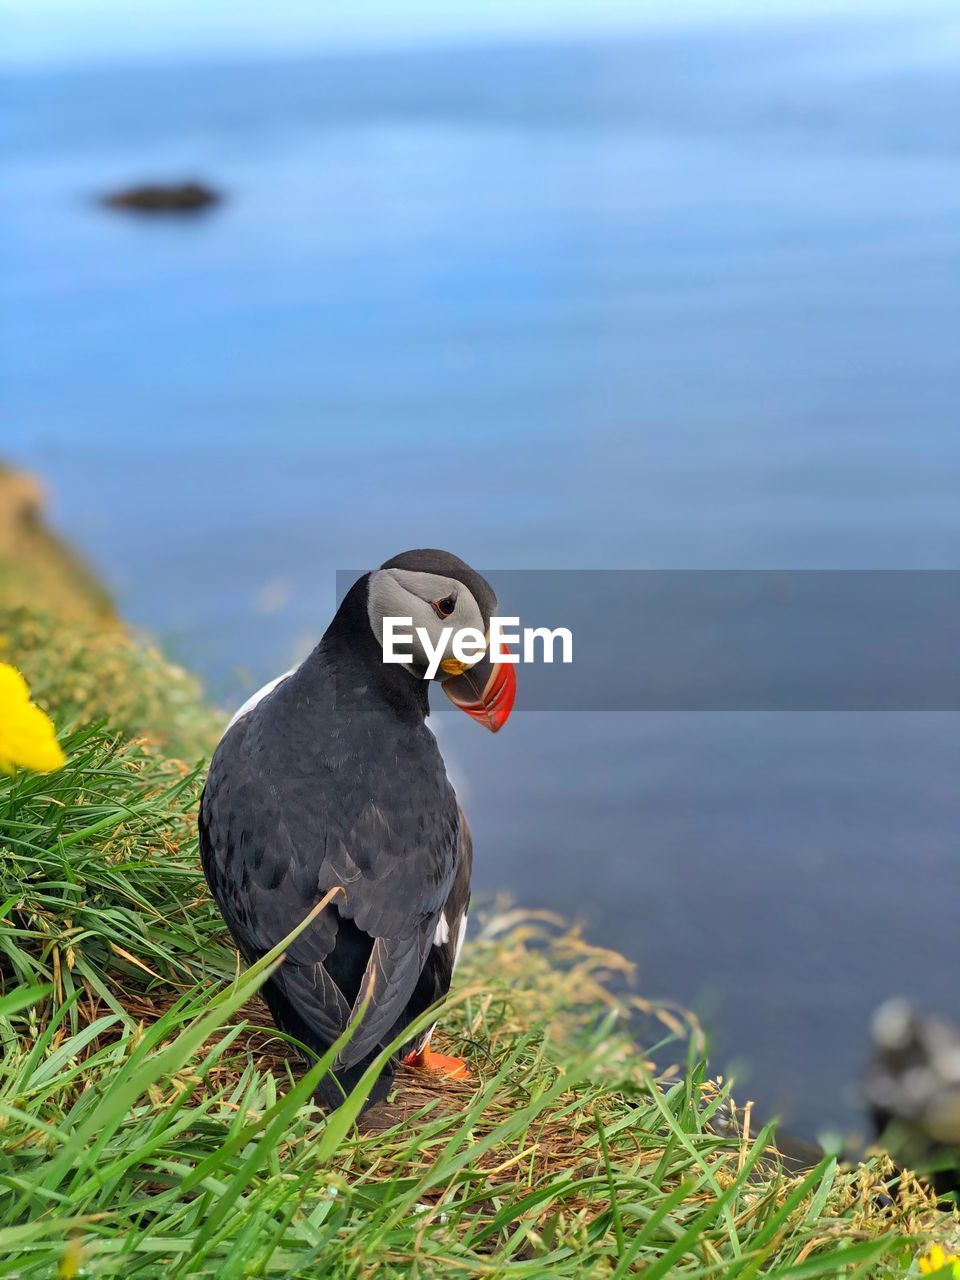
[367,568,485,679]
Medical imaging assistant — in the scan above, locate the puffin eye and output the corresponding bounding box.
[432,593,457,619]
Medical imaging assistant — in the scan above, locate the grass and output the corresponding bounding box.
[2,607,220,763]
[0,487,957,1276]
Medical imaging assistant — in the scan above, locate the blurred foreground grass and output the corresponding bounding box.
[0,466,955,1276]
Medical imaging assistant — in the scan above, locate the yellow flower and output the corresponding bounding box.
[919,1245,960,1276]
[0,662,66,774]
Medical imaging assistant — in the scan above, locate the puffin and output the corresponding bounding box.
[198,549,516,1109]
[866,999,960,1196]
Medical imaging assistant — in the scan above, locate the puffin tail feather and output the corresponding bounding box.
[260,975,396,1113]
[312,1055,395,1112]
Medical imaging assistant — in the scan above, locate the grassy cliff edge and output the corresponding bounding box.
[0,469,955,1277]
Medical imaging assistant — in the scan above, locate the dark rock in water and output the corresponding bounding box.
[865,999,960,1198]
[102,182,221,213]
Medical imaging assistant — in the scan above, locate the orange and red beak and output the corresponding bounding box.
[441,648,516,732]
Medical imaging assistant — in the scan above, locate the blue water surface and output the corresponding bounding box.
[4,8,960,1136]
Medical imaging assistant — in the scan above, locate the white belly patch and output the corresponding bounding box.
[432,911,467,963]
[226,668,295,733]
[453,913,468,969]
[433,913,450,946]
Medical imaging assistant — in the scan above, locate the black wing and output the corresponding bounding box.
[398,808,473,1054]
[199,710,461,1069]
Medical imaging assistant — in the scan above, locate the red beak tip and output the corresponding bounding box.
[443,657,516,732]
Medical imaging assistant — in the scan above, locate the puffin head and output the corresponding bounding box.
[365,549,516,733]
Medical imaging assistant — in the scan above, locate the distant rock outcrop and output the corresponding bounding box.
[101,181,222,213]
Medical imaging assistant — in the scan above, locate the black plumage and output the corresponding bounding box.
[199,551,494,1108]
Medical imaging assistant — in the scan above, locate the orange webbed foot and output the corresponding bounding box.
[402,1045,469,1079]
